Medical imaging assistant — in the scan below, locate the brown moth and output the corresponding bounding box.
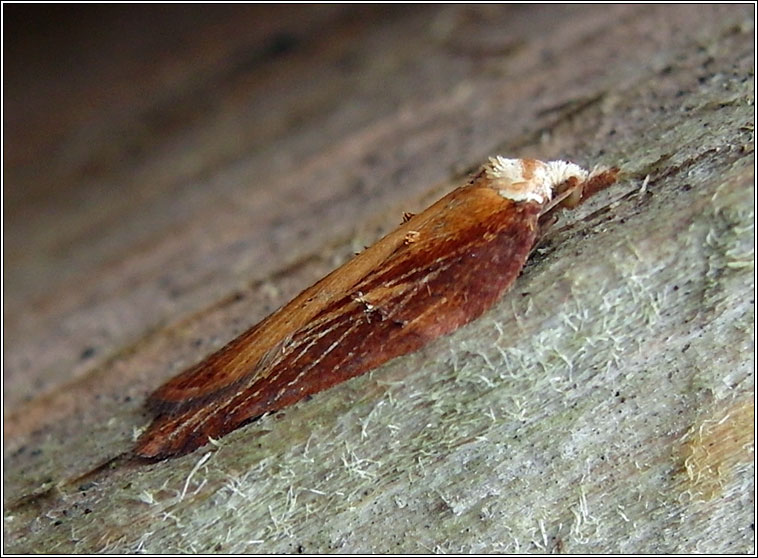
[136,157,618,459]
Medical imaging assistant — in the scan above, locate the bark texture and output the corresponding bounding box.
[4,4,754,553]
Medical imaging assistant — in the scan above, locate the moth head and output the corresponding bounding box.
[485,156,589,205]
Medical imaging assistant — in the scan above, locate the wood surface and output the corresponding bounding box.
[4,4,754,553]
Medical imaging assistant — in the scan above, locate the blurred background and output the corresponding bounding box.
[6,4,449,404]
[7,3,601,410]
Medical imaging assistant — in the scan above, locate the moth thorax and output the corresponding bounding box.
[485,156,589,204]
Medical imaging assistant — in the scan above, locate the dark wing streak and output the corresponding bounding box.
[371,263,451,322]
[139,210,521,456]
[294,242,463,378]
[146,333,291,416]
[282,297,367,370]
[141,397,220,454]
[162,302,367,447]
[181,267,436,443]
[356,231,485,294]
[282,325,325,369]
[338,275,425,363]
[268,313,364,397]
[280,257,456,382]
[152,225,481,415]
[363,251,450,290]
[147,317,273,409]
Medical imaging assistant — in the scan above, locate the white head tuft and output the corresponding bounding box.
[484,156,589,204]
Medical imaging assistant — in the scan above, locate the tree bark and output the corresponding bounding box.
[4,4,754,553]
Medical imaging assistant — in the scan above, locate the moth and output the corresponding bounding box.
[136,157,618,459]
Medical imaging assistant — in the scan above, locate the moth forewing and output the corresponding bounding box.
[136,157,618,459]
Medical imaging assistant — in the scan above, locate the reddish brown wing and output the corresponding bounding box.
[135,191,541,459]
[145,179,508,410]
